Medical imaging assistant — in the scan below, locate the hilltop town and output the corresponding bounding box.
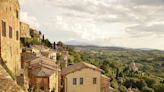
[0,0,114,92]
[0,0,164,92]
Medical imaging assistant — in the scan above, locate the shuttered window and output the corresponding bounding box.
[2,20,6,37]
[80,78,84,85]
[16,10,19,18]
[16,31,19,40]
[93,78,97,84]
[73,78,77,85]
[9,26,12,38]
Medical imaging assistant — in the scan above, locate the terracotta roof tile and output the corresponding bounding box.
[21,52,37,62]
[62,62,103,75]
[29,56,60,77]
[101,74,110,80]
[31,67,55,77]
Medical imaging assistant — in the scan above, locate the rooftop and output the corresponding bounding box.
[21,52,37,62]
[29,56,60,77]
[62,62,103,75]
[101,74,110,80]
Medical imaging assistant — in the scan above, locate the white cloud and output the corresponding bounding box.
[19,0,164,50]
[20,11,40,29]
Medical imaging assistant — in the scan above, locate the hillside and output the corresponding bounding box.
[69,45,162,52]
[67,45,164,92]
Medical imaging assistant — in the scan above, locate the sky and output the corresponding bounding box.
[19,0,164,50]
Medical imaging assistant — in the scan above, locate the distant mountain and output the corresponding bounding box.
[68,45,163,52]
[65,40,91,46]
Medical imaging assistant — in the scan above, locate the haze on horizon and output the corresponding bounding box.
[19,0,164,50]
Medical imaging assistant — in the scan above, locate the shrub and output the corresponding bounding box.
[153,84,164,92]
[118,85,127,92]
[141,87,154,92]
[111,79,119,89]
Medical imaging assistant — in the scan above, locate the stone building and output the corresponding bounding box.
[20,22,31,38]
[20,50,37,91]
[101,75,114,92]
[29,57,60,92]
[41,50,57,62]
[61,62,104,92]
[0,0,21,76]
[31,45,57,62]
[129,62,138,72]
[31,45,49,56]
[30,28,42,42]
[57,51,69,69]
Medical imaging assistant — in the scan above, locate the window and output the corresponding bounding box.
[16,10,19,18]
[9,26,12,38]
[2,20,6,37]
[73,78,77,85]
[93,78,97,84]
[16,31,19,40]
[9,46,12,57]
[80,78,83,85]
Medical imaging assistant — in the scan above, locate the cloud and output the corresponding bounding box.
[20,11,40,29]
[19,0,164,50]
[125,0,164,6]
[126,22,164,37]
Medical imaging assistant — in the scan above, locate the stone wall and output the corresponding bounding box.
[20,22,31,38]
[0,0,21,76]
[0,64,24,92]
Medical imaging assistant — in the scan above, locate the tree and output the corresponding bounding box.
[111,79,119,89]
[141,87,154,92]
[119,85,128,92]
[42,34,45,42]
[124,78,147,90]
[57,41,64,48]
[153,84,164,92]
[44,39,52,48]
[143,77,158,88]
[136,79,147,90]
[53,41,56,49]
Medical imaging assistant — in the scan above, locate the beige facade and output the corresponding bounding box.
[62,62,103,92]
[0,0,21,76]
[65,68,101,92]
[20,22,31,38]
[30,73,59,92]
[49,71,59,92]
